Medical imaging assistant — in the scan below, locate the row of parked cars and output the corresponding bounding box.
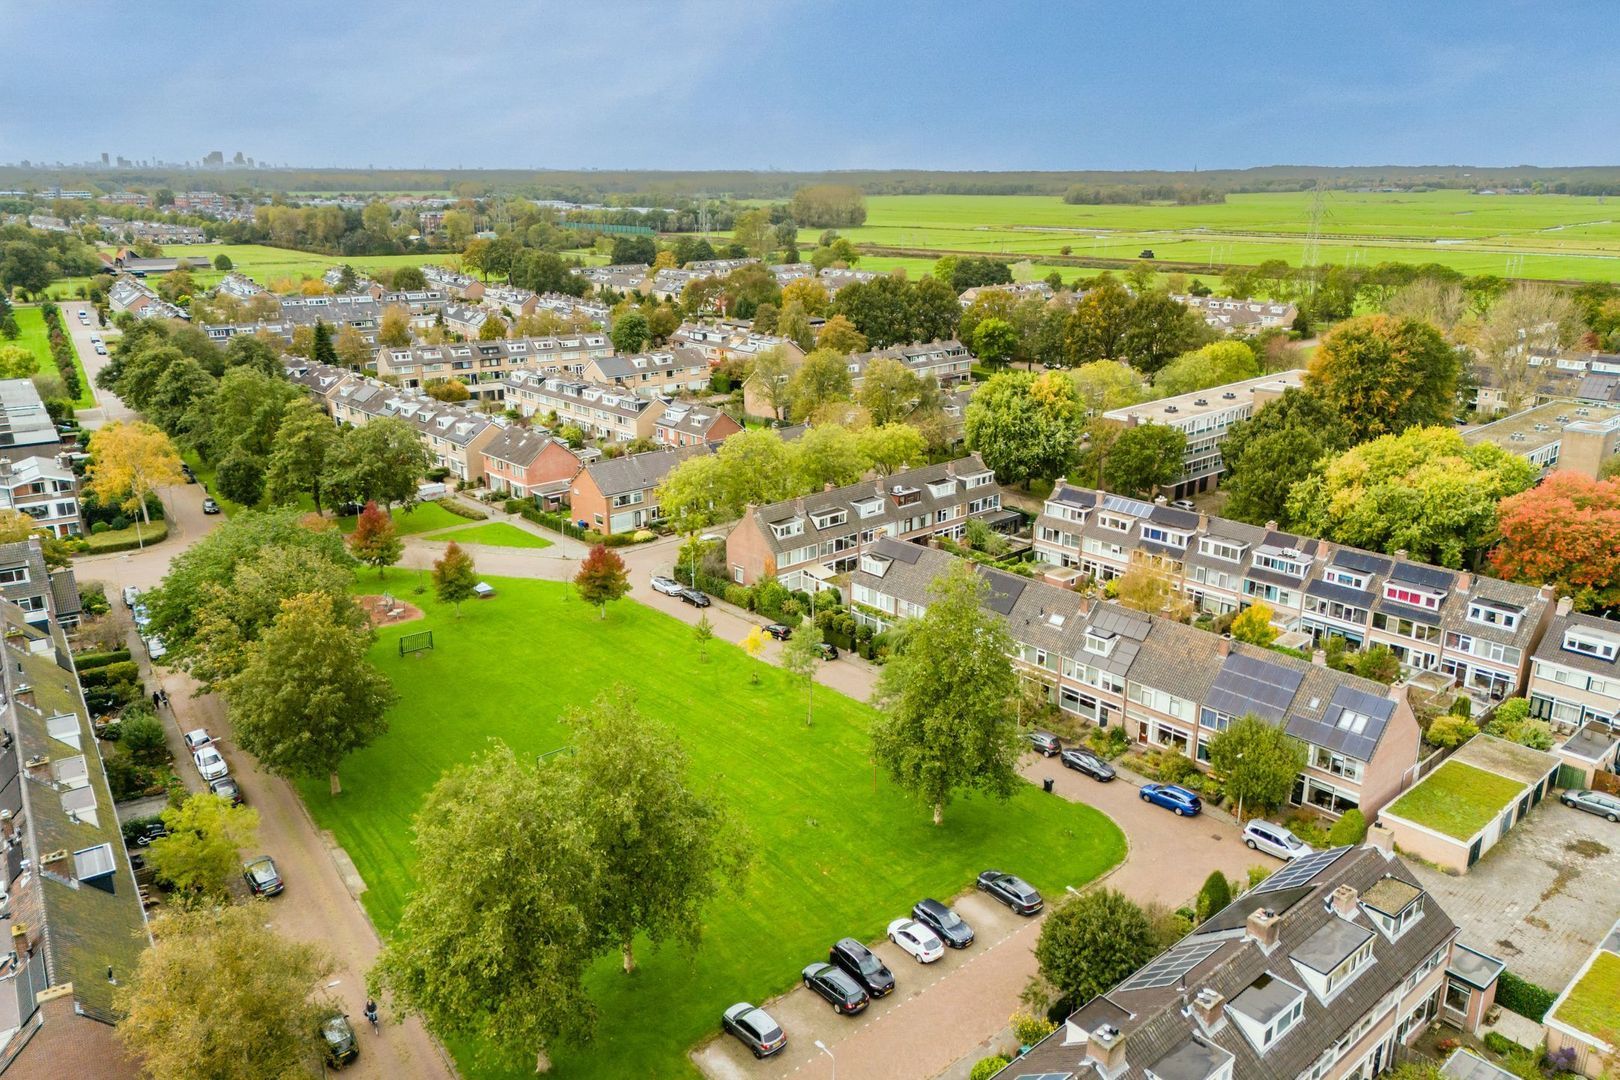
[181,726,282,895]
[721,895,988,1058]
[649,575,841,659]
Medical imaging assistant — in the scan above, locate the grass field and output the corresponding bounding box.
[805,191,1620,282]
[1385,761,1525,840]
[300,573,1125,1079]
[335,500,468,535]
[422,521,552,548]
[11,307,95,408]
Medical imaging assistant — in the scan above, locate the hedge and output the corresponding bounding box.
[78,521,169,554]
[78,661,140,688]
[435,497,487,522]
[74,648,132,670]
[1496,969,1557,1022]
[1483,1031,1530,1057]
[519,506,592,542]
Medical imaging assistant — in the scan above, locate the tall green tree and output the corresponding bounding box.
[225,591,394,795]
[1034,889,1157,1007]
[311,320,338,365]
[870,562,1021,825]
[609,311,649,354]
[1207,713,1308,819]
[1196,871,1233,922]
[118,906,333,1080]
[326,417,431,509]
[971,317,1019,369]
[1063,277,1133,364]
[1153,340,1259,398]
[964,370,1085,486]
[792,423,869,490]
[1304,314,1461,442]
[265,399,341,511]
[564,686,750,973]
[1219,388,1348,526]
[146,793,260,901]
[786,347,855,422]
[1087,421,1186,497]
[371,744,597,1073]
[1120,291,1210,374]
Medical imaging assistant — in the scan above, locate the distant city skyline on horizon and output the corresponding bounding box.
[3,2,1616,173]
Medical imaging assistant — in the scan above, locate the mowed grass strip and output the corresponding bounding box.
[421,521,552,549]
[301,572,1125,1079]
[336,500,467,536]
[1385,760,1525,840]
[12,307,95,408]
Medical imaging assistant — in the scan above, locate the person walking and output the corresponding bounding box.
[363,998,379,1034]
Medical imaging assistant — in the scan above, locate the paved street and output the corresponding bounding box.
[54,299,129,425]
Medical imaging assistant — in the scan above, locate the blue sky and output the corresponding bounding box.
[3,1,1614,170]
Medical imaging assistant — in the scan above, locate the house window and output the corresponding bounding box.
[1467,602,1520,630]
[0,566,28,585]
[1324,569,1367,589]
[1565,630,1620,662]
[1444,979,1472,1014]
[1097,513,1132,532]
[770,518,805,540]
[1198,537,1244,562]
[1384,584,1441,610]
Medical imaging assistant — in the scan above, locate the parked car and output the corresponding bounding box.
[320,1013,358,1067]
[192,745,228,781]
[180,464,197,484]
[209,776,244,806]
[1140,783,1202,817]
[886,919,944,964]
[911,898,975,949]
[182,728,212,753]
[1243,820,1313,860]
[800,962,869,1015]
[976,870,1043,915]
[243,855,284,897]
[679,588,711,608]
[650,574,684,596]
[829,938,895,997]
[763,623,792,641]
[145,636,167,661]
[1562,789,1620,822]
[202,497,221,514]
[814,641,838,660]
[1171,499,1197,512]
[94,343,106,355]
[132,602,151,628]
[1059,747,1116,781]
[130,822,168,847]
[121,585,140,609]
[721,1002,787,1059]
[1024,731,1062,757]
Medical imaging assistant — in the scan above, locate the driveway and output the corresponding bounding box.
[1409,798,1620,989]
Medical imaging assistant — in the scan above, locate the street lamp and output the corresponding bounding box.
[814,1040,835,1080]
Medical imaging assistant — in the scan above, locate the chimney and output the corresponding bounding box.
[946,462,956,480]
[1265,519,1279,532]
[1191,986,1226,1033]
[874,480,885,497]
[1085,1024,1128,1073]
[1246,906,1282,951]
[1394,549,1408,561]
[1154,495,1167,506]
[1557,595,1574,617]
[1367,823,1396,858]
[1217,635,1231,657]
[1329,883,1360,920]
[1456,571,1473,594]
[1311,648,1327,667]
[1197,512,1209,533]
[1539,583,1556,601]
[824,482,835,492]
[794,496,806,515]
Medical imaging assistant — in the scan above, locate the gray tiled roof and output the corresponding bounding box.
[1535,612,1620,678]
[482,425,571,470]
[582,444,710,497]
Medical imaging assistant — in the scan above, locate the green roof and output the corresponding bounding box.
[1385,760,1528,841]
[1555,950,1620,1048]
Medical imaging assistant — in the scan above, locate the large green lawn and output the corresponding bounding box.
[335,500,468,536]
[301,572,1124,1079]
[11,306,95,408]
[1385,760,1524,840]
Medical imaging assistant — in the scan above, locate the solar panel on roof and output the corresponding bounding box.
[1206,653,1304,723]
[1101,494,1155,518]
[1012,1074,1075,1080]
[1253,846,1354,893]
[1333,549,1390,575]
[1391,561,1455,590]
[1116,939,1225,991]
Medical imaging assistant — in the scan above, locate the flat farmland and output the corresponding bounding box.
[805,192,1620,282]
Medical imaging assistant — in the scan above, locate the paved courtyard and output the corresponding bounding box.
[1408,798,1620,989]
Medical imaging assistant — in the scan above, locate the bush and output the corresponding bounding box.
[74,648,132,669]
[1196,870,1232,922]
[1158,751,1199,785]
[120,814,164,845]
[78,660,140,689]
[1086,725,1130,759]
[1449,696,1473,718]
[1483,1031,1530,1058]
[504,499,524,515]
[104,751,141,800]
[1326,808,1367,846]
[90,521,109,534]
[435,497,487,521]
[120,711,167,764]
[1496,970,1557,1022]
[969,1056,1010,1080]
[723,584,753,609]
[1010,1010,1056,1047]
[1426,714,1479,749]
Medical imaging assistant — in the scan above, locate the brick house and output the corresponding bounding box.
[502,373,667,444]
[569,445,709,535]
[653,403,743,448]
[482,426,582,504]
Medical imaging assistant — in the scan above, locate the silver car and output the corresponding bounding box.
[650,574,685,596]
[1242,820,1313,860]
[1562,789,1620,823]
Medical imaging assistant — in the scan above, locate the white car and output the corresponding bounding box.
[145,636,167,661]
[886,918,945,964]
[1242,820,1313,861]
[193,745,229,781]
[121,585,141,609]
[182,728,212,753]
[650,574,685,596]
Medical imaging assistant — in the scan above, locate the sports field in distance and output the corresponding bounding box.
[300,572,1125,1079]
[805,191,1620,282]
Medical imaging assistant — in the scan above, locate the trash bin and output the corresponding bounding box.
[1043,777,1055,794]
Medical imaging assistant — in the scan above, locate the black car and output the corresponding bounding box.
[1025,731,1062,757]
[679,588,711,608]
[180,463,197,484]
[130,822,168,847]
[911,898,975,949]
[814,641,839,660]
[763,623,792,640]
[977,870,1043,915]
[243,855,284,897]
[801,962,869,1015]
[209,775,245,805]
[321,1014,359,1068]
[1059,747,1116,781]
[721,1002,786,1058]
[829,937,895,998]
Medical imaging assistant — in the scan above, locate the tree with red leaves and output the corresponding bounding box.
[347,501,402,576]
[574,544,630,619]
[1490,471,1620,611]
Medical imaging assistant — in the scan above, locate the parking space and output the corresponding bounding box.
[691,891,1030,1080]
[1409,797,1620,988]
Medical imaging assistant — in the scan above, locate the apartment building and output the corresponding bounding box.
[481,425,582,503]
[725,455,1005,590]
[569,445,709,535]
[501,372,666,444]
[1003,844,1500,1080]
[1174,293,1300,333]
[653,402,743,448]
[322,378,502,485]
[107,275,187,321]
[1461,400,1620,479]
[373,334,612,397]
[0,457,80,538]
[1103,370,1305,499]
[1526,603,1620,731]
[421,265,484,300]
[0,381,63,454]
[581,349,710,396]
[851,539,1421,817]
[1033,484,1555,706]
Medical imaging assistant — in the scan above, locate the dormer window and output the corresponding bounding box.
[1324,937,1375,997]
[1198,537,1245,562]
[1098,512,1132,532]
[926,479,956,499]
[1140,526,1188,549]
[810,508,847,529]
[961,471,993,489]
[859,553,890,577]
[1383,583,1441,611]
[1084,628,1116,657]
[770,518,804,540]
[1323,568,1367,590]
[1468,601,1521,631]
[1565,629,1620,662]
[854,497,884,519]
[1253,547,1308,577]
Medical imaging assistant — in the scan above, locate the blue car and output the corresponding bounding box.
[1139,783,1201,817]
